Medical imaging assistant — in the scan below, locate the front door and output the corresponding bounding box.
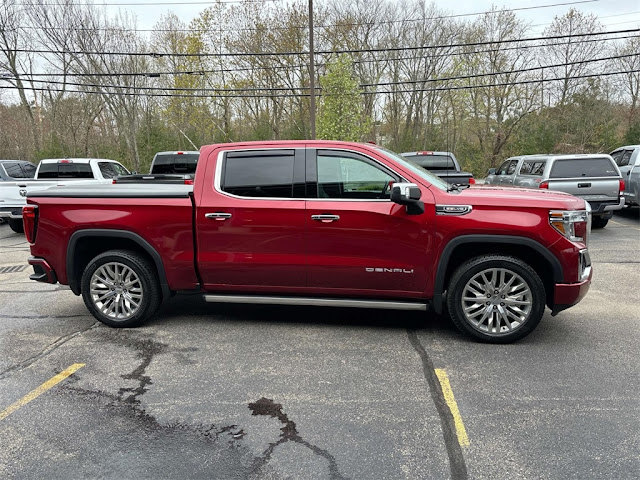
[305,148,433,297]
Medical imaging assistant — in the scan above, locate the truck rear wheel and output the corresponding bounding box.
[8,218,24,233]
[591,216,609,229]
[446,255,546,343]
[81,250,161,327]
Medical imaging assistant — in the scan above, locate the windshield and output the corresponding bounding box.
[375,146,450,191]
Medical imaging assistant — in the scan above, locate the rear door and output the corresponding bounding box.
[196,148,307,291]
[305,148,433,296]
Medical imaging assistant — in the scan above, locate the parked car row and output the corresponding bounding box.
[485,153,624,228]
[0,158,130,232]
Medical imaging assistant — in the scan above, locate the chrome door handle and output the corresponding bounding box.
[311,214,340,223]
[205,212,232,221]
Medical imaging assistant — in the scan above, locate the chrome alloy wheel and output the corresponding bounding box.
[90,262,144,321]
[460,268,533,335]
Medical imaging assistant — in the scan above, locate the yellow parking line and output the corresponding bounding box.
[609,219,640,231]
[435,368,470,447]
[0,363,85,421]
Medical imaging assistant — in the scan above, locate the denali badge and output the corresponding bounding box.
[365,267,414,274]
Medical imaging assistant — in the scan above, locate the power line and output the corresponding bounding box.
[7,52,636,93]
[13,33,640,79]
[2,68,638,98]
[3,67,637,98]
[13,0,602,33]
[10,27,640,58]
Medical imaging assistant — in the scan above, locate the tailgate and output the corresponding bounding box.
[548,178,620,201]
[548,157,621,202]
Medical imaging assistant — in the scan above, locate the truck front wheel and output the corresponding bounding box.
[81,250,161,327]
[446,255,546,343]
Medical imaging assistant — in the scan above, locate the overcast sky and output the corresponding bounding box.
[106,0,640,36]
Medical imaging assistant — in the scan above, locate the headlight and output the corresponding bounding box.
[549,210,588,242]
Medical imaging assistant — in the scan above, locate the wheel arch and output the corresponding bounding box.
[67,229,170,300]
[432,235,563,314]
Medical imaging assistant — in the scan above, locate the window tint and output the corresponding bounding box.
[497,159,517,175]
[98,162,130,179]
[2,162,29,178]
[222,151,294,197]
[520,159,546,176]
[550,157,619,178]
[317,154,396,199]
[403,154,454,170]
[151,153,198,174]
[21,163,36,178]
[618,150,632,167]
[37,162,94,179]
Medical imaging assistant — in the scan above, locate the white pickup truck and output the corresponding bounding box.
[0,158,129,232]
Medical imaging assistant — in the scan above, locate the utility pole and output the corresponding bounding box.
[308,0,316,139]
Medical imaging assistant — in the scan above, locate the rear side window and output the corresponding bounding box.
[403,154,454,171]
[98,162,130,179]
[151,154,199,174]
[550,158,619,178]
[38,162,94,179]
[2,162,31,178]
[519,160,546,176]
[221,150,295,198]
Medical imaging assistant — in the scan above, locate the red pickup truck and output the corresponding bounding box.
[24,141,592,343]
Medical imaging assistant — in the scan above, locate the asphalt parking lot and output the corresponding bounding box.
[0,209,638,480]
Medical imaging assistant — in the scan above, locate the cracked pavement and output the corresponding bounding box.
[0,209,639,479]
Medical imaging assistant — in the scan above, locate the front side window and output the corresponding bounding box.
[98,162,130,179]
[316,154,397,200]
[497,159,517,175]
[221,151,295,198]
[619,150,632,167]
[21,163,36,178]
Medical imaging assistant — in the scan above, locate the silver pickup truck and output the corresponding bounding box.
[610,145,640,207]
[486,154,624,228]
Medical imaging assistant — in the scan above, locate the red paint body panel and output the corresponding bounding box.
[28,197,198,290]
[29,140,591,315]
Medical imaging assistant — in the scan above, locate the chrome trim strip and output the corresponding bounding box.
[213,147,403,202]
[203,294,428,310]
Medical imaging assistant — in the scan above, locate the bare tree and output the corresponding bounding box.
[542,9,604,106]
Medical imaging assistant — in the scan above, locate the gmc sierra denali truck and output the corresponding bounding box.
[24,141,592,343]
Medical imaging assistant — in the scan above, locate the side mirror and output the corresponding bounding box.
[391,182,424,215]
[487,168,496,175]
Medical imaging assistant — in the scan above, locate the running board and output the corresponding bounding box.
[203,294,428,311]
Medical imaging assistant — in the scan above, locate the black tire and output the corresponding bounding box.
[81,249,161,328]
[8,218,24,233]
[446,255,546,343]
[591,216,609,229]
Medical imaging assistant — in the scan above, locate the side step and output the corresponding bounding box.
[203,294,428,311]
